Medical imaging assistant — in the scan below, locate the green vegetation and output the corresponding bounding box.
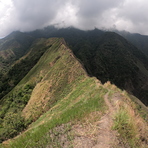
[0,31,35,74]
[0,37,107,147]
[0,112,25,143]
[5,78,106,148]
[0,32,147,147]
[112,108,139,148]
[0,84,34,142]
[0,38,50,100]
[0,38,53,143]
[111,92,148,148]
[0,38,93,143]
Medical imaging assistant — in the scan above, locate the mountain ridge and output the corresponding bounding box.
[0,37,147,147]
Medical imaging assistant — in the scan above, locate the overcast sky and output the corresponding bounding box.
[0,0,148,37]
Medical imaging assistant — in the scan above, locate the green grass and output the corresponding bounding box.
[2,77,106,148]
[0,38,107,147]
[19,38,88,120]
[112,107,139,148]
[1,37,147,147]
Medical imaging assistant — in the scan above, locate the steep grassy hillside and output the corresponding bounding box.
[0,38,148,148]
[0,37,93,142]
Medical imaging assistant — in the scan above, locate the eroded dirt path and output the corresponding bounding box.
[93,92,117,148]
[72,91,120,148]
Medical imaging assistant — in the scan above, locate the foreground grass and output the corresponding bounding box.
[112,94,148,148]
[112,108,139,147]
[1,77,107,148]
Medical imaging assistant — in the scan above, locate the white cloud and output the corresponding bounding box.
[0,0,148,36]
[0,0,15,37]
[116,0,148,34]
[51,2,78,28]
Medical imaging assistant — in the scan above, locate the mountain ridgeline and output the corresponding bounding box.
[0,27,148,106]
[0,31,148,147]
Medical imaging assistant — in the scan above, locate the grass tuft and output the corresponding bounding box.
[112,108,138,147]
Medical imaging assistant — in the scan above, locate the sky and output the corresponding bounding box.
[0,0,148,37]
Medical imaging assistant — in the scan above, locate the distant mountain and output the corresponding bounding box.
[0,31,35,73]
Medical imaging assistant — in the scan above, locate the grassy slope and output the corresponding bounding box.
[0,37,107,147]
[0,38,148,148]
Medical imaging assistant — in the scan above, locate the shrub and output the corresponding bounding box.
[0,112,26,142]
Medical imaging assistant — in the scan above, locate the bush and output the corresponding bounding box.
[0,112,26,142]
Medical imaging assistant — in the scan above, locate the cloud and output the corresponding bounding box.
[116,0,148,34]
[73,0,124,30]
[50,2,79,28]
[0,0,15,37]
[12,0,68,31]
[0,0,68,36]
[0,0,148,36]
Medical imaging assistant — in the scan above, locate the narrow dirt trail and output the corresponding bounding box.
[92,91,118,148]
[73,91,120,148]
[104,92,114,113]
